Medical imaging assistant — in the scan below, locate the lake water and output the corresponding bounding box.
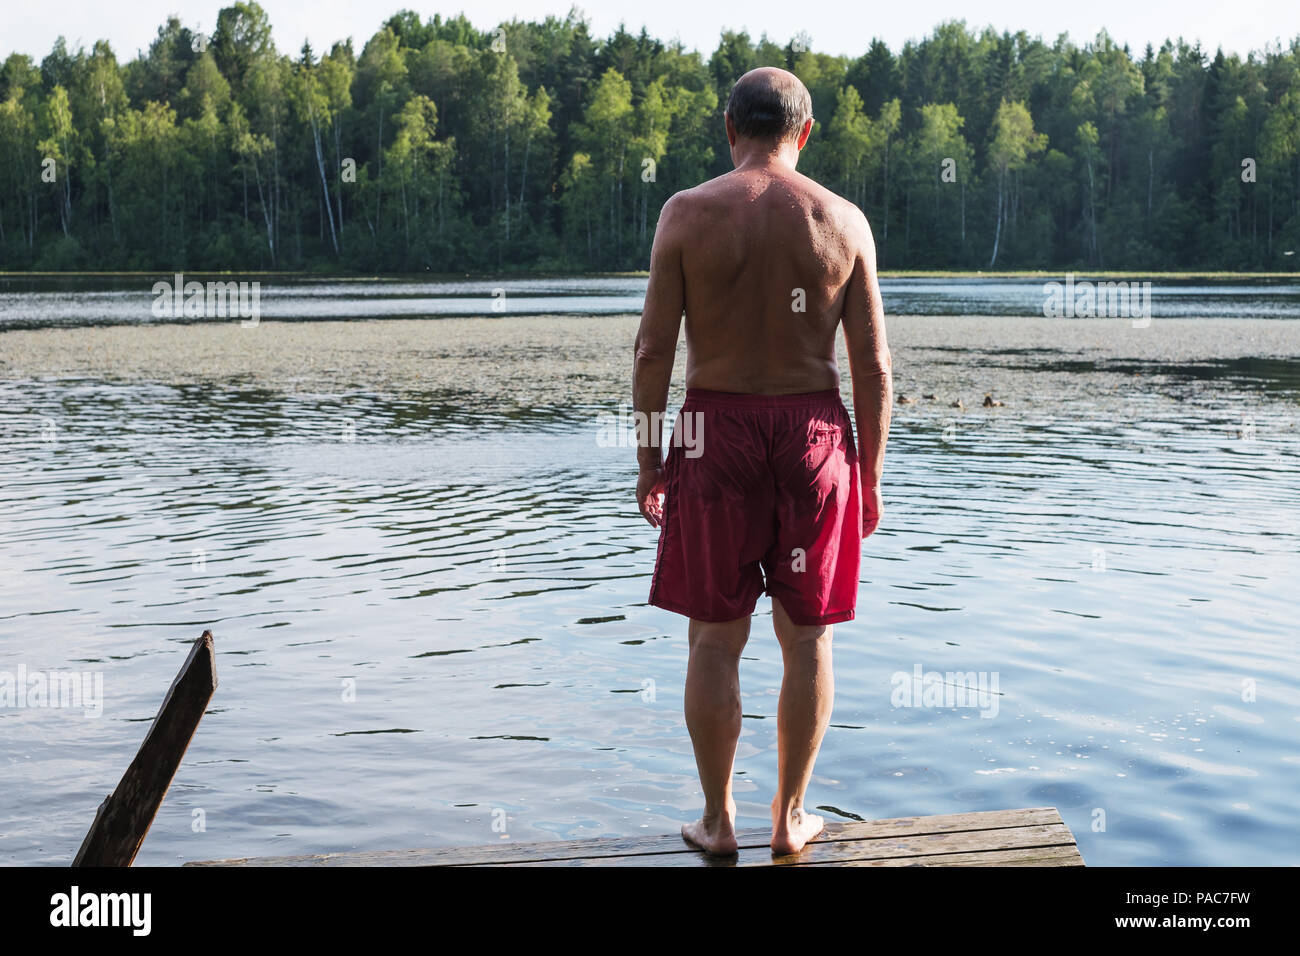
[2,274,1300,327]
[1,278,1298,866]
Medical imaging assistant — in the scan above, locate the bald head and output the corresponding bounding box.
[724,67,813,143]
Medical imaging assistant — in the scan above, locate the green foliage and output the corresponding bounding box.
[2,5,1299,271]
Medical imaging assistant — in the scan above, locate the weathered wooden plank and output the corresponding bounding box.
[187,806,1072,867]
[187,807,1062,866]
[496,822,1076,867]
[74,631,218,867]
[761,821,1078,868]
[831,845,1085,867]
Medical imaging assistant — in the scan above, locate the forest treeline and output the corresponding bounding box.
[2,4,1299,273]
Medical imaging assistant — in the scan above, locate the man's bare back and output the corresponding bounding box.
[633,70,890,529]
[666,166,862,395]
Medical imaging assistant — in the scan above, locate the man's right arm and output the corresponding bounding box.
[632,193,686,526]
[840,208,892,537]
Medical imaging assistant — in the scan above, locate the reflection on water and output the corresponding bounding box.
[1,364,1298,866]
[2,274,1300,328]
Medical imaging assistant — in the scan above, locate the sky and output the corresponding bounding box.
[2,0,1297,63]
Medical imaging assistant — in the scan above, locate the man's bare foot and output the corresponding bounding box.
[770,804,825,855]
[681,803,739,856]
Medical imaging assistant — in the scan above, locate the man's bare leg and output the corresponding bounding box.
[680,614,750,855]
[770,595,832,854]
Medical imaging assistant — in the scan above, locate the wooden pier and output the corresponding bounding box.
[189,806,1083,867]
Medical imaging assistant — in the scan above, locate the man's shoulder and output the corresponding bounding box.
[657,179,735,236]
[806,180,872,249]
[664,172,870,238]
[797,173,869,231]
[664,175,732,209]
[655,184,698,224]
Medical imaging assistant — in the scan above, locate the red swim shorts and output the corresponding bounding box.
[648,388,862,626]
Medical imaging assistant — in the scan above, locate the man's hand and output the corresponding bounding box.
[632,193,684,529]
[637,466,666,527]
[863,485,883,538]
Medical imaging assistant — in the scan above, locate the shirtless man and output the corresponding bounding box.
[632,67,891,856]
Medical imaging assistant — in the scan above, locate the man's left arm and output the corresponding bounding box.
[632,194,686,527]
